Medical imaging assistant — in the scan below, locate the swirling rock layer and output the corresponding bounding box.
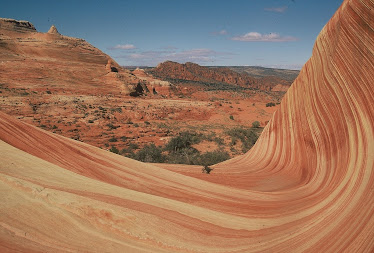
[0,0,374,252]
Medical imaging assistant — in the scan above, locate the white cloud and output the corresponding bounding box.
[264,6,288,13]
[212,29,228,36]
[231,32,297,42]
[109,44,136,50]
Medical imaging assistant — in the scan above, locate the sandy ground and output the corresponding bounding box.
[1,0,374,252]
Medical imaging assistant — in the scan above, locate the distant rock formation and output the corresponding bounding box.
[150,61,291,91]
[132,67,173,96]
[0,17,144,96]
[47,25,60,35]
[1,0,374,251]
[152,61,257,87]
[0,18,36,32]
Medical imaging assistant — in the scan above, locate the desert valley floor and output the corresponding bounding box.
[1,0,374,252]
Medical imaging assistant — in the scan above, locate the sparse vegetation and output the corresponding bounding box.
[266,102,276,107]
[107,123,119,130]
[226,127,259,153]
[124,131,232,166]
[202,165,213,174]
[109,146,119,154]
[199,150,230,166]
[252,121,260,128]
[108,137,118,142]
[131,143,166,163]
[165,131,202,152]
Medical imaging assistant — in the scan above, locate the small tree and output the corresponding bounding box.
[133,144,166,163]
[252,121,260,128]
[202,165,213,174]
[266,102,276,107]
[109,146,119,154]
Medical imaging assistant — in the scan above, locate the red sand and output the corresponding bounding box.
[0,0,374,252]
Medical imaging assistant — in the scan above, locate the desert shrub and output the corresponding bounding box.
[164,131,205,164]
[199,150,230,166]
[266,102,276,107]
[213,137,225,146]
[109,146,119,154]
[252,121,260,128]
[108,137,118,142]
[111,107,122,113]
[202,165,214,174]
[165,131,202,153]
[132,144,166,163]
[229,115,234,120]
[166,147,201,165]
[120,143,138,157]
[107,123,118,130]
[129,143,139,150]
[226,127,258,153]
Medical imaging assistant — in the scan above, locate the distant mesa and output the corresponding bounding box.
[0,17,36,32]
[0,16,149,97]
[151,60,291,91]
[47,25,60,35]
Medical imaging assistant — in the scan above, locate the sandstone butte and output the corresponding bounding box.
[150,61,291,91]
[0,17,162,97]
[0,0,373,252]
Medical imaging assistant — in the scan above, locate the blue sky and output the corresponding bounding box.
[1,0,343,69]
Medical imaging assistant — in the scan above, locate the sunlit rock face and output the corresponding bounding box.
[0,0,373,252]
[0,18,141,96]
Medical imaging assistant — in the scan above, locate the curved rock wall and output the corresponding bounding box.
[0,0,373,252]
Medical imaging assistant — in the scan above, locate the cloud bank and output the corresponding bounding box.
[109,44,136,50]
[231,32,297,42]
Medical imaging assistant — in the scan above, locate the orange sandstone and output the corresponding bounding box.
[0,0,374,252]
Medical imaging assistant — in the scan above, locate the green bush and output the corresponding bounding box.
[165,131,202,153]
[107,123,118,130]
[132,144,166,163]
[213,137,224,146]
[252,121,260,128]
[167,147,201,165]
[202,165,214,174]
[226,127,258,153]
[120,143,139,157]
[108,137,117,142]
[109,146,119,154]
[266,102,276,107]
[199,150,230,166]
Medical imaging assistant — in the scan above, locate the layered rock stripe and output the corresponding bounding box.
[0,0,374,252]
